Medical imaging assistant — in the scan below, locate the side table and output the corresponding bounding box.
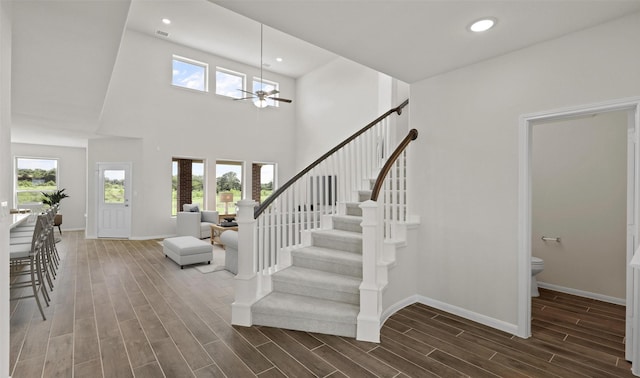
[210,223,239,247]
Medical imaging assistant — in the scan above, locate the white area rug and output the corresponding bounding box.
[158,239,227,273]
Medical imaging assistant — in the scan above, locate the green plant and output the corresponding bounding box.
[42,188,69,207]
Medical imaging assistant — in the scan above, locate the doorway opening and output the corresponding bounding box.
[518,97,640,360]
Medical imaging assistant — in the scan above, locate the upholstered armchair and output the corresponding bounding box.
[176,204,218,239]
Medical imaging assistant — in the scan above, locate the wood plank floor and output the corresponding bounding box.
[9,231,634,377]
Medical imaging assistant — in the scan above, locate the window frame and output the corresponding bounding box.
[15,157,59,206]
[171,55,209,92]
[215,67,246,99]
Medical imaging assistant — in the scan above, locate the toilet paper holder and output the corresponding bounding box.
[541,236,560,242]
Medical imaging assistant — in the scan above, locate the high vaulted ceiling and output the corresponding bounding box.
[10,0,640,147]
[212,0,640,83]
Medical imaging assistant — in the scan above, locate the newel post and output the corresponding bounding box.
[357,199,382,342]
[231,199,258,326]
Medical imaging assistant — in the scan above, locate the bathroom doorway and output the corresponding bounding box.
[532,111,628,302]
[518,97,640,360]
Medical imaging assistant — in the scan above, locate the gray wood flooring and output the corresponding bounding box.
[9,231,633,377]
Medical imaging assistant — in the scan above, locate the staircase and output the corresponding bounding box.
[251,190,371,337]
[231,101,417,342]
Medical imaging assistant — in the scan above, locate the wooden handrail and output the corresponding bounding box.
[370,128,418,201]
[254,99,409,218]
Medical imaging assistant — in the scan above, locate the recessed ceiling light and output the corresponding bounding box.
[162,18,171,25]
[469,18,496,33]
[276,57,283,62]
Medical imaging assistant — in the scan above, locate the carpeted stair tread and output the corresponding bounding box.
[358,190,372,202]
[345,202,363,216]
[272,266,361,304]
[291,246,362,278]
[311,229,362,253]
[331,215,363,233]
[253,292,359,320]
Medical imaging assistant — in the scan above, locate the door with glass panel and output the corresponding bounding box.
[97,163,131,238]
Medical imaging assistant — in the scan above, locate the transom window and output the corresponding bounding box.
[253,78,279,107]
[172,55,208,92]
[216,67,245,99]
[15,157,58,205]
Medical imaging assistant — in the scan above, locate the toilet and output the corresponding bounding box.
[531,257,545,297]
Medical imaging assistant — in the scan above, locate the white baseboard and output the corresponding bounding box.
[59,227,85,232]
[380,295,518,336]
[381,295,421,325]
[417,295,519,336]
[537,282,625,305]
[129,234,175,241]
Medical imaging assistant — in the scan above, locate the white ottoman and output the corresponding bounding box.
[163,236,212,269]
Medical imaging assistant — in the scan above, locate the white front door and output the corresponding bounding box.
[97,163,131,238]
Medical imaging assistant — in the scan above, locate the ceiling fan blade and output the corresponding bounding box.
[266,89,280,96]
[234,96,256,101]
[269,97,292,103]
[237,89,256,95]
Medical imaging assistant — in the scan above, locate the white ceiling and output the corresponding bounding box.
[212,0,640,83]
[11,0,131,147]
[10,0,640,147]
[125,0,338,79]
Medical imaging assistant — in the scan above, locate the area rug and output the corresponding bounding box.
[157,239,227,273]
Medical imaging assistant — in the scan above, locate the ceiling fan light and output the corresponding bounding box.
[254,98,268,108]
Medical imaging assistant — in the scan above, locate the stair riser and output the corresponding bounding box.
[252,313,356,338]
[291,253,362,278]
[345,204,362,217]
[332,219,362,233]
[312,233,362,254]
[272,279,359,305]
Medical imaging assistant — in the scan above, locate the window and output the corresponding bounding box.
[172,158,205,216]
[172,55,208,92]
[216,67,245,99]
[253,78,279,107]
[15,158,58,205]
[103,170,126,204]
[216,161,242,215]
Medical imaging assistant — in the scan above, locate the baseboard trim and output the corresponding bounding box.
[417,295,519,336]
[381,295,421,325]
[129,234,175,241]
[537,282,625,305]
[380,295,518,336]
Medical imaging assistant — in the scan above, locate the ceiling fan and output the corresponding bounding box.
[235,24,293,108]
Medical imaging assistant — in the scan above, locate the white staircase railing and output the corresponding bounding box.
[358,128,418,341]
[232,100,412,335]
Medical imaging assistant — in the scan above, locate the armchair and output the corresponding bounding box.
[176,204,218,239]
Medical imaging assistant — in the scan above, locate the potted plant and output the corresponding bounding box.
[42,188,69,234]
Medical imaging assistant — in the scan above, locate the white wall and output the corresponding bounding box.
[410,12,640,326]
[11,143,87,231]
[295,57,383,169]
[91,30,297,239]
[0,2,10,375]
[532,111,627,299]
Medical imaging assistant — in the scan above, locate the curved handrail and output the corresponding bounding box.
[370,128,418,201]
[254,99,409,218]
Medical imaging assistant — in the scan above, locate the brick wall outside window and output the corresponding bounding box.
[177,159,193,213]
[252,163,262,204]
